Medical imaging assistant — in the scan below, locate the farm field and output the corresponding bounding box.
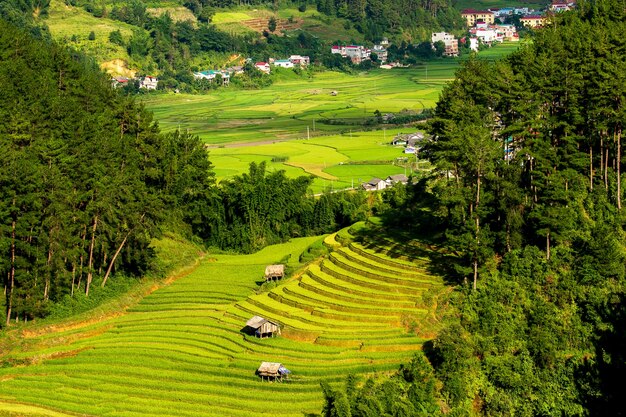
[144,42,518,191]
[142,66,456,145]
[209,129,417,193]
[0,225,449,417]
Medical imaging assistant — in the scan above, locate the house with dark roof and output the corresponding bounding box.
[362,178,387,191]
[385,174,408,186]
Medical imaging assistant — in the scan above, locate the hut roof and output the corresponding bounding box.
[265,264,285,277]
[258,362,281,376]
[246,315,268,328]
[258,362,290,377]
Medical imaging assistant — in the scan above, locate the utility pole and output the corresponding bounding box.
[307,126,310,140]
[313,119,315,131]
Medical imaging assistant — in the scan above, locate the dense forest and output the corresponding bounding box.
[0,16,372,325]
[322,1,626,415]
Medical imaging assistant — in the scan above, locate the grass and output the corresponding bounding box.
[0,226,449,417]
[45,0,138,65]
[141,67,457,145]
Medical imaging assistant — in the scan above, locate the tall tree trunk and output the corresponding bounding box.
[618,127,622,210]
[77,225,87,292]
[601,135,604,181]
[606,146,609,191]
[85,215,98,297]
[101,234,129,288]
[589,145,593,191]
[546,229,551,261]
[71,263,76,297]
[6,220,16,326]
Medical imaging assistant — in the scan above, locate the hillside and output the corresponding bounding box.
[0,225,450,416]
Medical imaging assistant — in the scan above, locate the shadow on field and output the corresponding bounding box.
[349,224,460,286]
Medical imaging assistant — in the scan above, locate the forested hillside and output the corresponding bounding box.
[0,0,463,90]
[322,1,626,415]
[0,17,378,325]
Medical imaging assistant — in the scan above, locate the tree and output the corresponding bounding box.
[268,16,277,32]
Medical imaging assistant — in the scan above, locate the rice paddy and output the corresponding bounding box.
[0,225,449,417]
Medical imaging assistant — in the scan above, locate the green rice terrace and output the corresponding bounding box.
[0,223,451,417]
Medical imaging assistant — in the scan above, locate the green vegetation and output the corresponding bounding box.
[320,2,626,415]
[0,227,447,417]
[141,67,457,144]
[0,20,217,325]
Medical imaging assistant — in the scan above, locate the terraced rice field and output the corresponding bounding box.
[0,226,447,417]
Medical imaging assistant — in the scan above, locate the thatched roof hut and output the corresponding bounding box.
[245,315,281,338]
[257,362,291,381]
[264,264,285,281]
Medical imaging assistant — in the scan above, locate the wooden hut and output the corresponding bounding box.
[245,315,281,338]
[257,362,291,381]
[264,264,285,281]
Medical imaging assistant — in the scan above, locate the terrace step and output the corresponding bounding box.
[348,242,430,271]
[337,246,432,279]
[327,253,438,289]
[320,261,421,295]
[305,265,420,302]
[298,274,418,308]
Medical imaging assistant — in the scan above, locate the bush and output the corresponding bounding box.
[88,30,96,41]
[298,3,306,12]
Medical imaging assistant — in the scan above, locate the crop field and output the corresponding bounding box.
[209,128,417,193]
[0,225,448,417]
[142,66,457,145]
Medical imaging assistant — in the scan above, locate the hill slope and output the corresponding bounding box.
[0,227,449,417]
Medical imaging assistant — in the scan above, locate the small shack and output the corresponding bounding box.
[264,264,285,281]
[245,315,281,338]
[257,362,291,381]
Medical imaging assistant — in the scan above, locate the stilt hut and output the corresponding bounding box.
[245,315,281,338]
[257,362,291,381]
[264,264,285,281]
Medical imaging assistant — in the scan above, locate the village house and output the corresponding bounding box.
[520,15,547,28]
[139,75,158,90]
[245,316,281,338]
[227,65,245,75]
[257,362,291,381]
[549,0,576,12]
[385,174,409,186]
[472,28,501,44]
[331,45,371,64]
[495,24,518,41]
[254,62,271,74]
[288,55,310,66]
[372,45,388,63]
[461,9,495,26]
[111,77,129,88]
[193,70,231,85]
[469,37,480,51]
[362,178,387,191]
[392,132,425,147]
[431,32,459,56]
[273,59,294,69]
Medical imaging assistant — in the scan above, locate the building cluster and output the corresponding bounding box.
[462,0,576,30]
[331,39,389,64]
[111,75,159,90]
